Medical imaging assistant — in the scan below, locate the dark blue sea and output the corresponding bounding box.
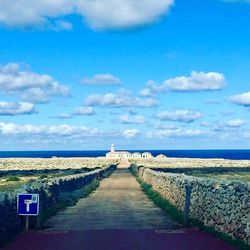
[0,150,250,160]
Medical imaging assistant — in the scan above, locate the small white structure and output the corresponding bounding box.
[132,152,141,159]
[106,144,131,159]
[155,154,168,159]
[106,144,153,159]
[142,152,153,158]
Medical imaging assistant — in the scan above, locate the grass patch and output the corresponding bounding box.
[39,174,48,179]
[139,179,184,224]
[190,172,250,182]
[5,176,20,182]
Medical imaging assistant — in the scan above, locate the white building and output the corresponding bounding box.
[106,144,153,159]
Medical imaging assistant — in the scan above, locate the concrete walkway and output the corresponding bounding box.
[6,166,234,250]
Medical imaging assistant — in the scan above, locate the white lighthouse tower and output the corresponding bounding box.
[106,144,153,159]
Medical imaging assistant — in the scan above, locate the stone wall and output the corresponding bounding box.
[137,167,250,244]
[0,164,116,246]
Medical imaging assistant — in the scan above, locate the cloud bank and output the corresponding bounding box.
[140,71,225,96]
[119,114,145,124]
[0,63,70,103]
[0,122,141,142]
[85,91,158,108]
[0,0,174,30]
[165,71,225,92]
[225,119,246,128]
[156,109,202,123]
[73,106,95,116]
[122,129,140,139]
[0,102,36,116]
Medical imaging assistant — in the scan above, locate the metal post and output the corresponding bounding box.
[25,216,29,231]
[184,185,192,227]
[36,215,41,229]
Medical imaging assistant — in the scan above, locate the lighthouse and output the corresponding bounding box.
[111,144,115,153]
[106,144,153,159]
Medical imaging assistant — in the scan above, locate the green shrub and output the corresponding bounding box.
[5,176,20,182]
[140,180,184,224]
[39,174,48,179]
[73,170,81,174]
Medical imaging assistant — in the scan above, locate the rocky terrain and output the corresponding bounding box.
[0,157,118,171]
[132,157,250,169]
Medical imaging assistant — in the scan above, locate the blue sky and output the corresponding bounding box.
[0,0,250,150]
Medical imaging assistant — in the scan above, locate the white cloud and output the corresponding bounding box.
[156,109,202,123]
[0,0,73,28]
[0,122,141,143]
[119,114,145,124]
[76,0,174,30]
[0,0,174,30]
[199,121,225,132]
[0,101,36,115]
[52,106,95,119]
[0,123,101,137]
[230,92,250,106]
[73,106,95,116]
[225,119,246,128]
[139,71,225,97]
[81,73,121,85]
[0,63,70,103]
[164,71,225,92]
[146,128,205,139]
[85,90,158,108]
[139,80,166,97]
[122,129,140,139]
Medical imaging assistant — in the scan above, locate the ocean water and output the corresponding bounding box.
[0,149,250,160]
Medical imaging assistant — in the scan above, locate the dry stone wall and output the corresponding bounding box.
[138,167,250,244]
[0,164,116,246]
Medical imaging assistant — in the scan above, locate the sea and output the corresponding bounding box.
[0,150,250,160]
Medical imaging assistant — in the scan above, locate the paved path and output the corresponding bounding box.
[6,166,234,250]
[45,168,179,230]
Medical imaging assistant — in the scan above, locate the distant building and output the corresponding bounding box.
[155,154,168,159]
[131,152,141,159]
[106,144,131,159]
[106,144,153,159]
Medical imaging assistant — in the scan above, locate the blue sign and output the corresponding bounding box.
[17,194,39,216]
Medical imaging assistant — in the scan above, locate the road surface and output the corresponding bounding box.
[6,164,234,250]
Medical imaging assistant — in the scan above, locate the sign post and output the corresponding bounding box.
[25,216,29,231]
[17,194,39,231]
